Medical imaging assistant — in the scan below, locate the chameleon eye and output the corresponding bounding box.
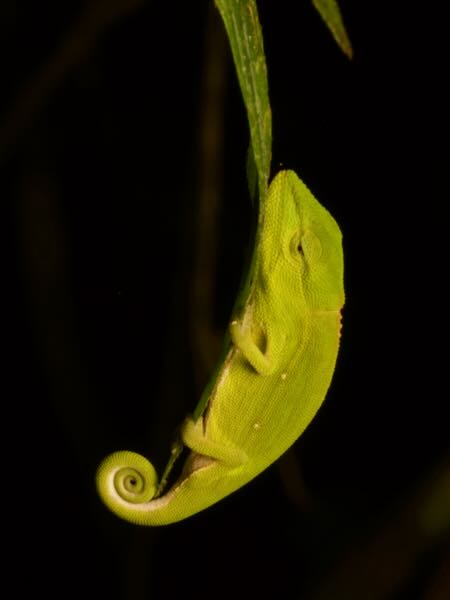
[289,231,305,261]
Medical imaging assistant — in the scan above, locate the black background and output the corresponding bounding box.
[4,1,449,598]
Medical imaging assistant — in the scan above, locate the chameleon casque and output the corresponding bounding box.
[96,170,344,525]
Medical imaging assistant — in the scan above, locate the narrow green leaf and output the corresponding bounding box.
[312,0,353,59]
[215,0,272,202]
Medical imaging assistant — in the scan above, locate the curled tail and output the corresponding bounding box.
[96,451,168,524]
[96,450,212,526]
[96,422,250,525]
[96,448,246,526]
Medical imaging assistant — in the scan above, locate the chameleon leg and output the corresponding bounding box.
[181,417,248,467]
[229,318,274,375]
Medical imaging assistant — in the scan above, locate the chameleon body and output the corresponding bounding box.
[96,170,344,525]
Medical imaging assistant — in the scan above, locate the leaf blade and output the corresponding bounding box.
[312,0,353,59]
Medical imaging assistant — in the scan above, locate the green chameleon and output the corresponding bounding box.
[96,170,344,525]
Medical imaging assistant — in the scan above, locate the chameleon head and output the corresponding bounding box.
[261,170,344,313]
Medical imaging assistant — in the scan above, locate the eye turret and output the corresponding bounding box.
[289,231,305,260]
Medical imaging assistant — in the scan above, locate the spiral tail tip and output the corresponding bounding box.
[96,450,159,512]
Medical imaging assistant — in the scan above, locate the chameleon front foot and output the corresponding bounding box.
[229,319,274,375]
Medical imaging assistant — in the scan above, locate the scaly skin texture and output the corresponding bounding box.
[96,170,344,525]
